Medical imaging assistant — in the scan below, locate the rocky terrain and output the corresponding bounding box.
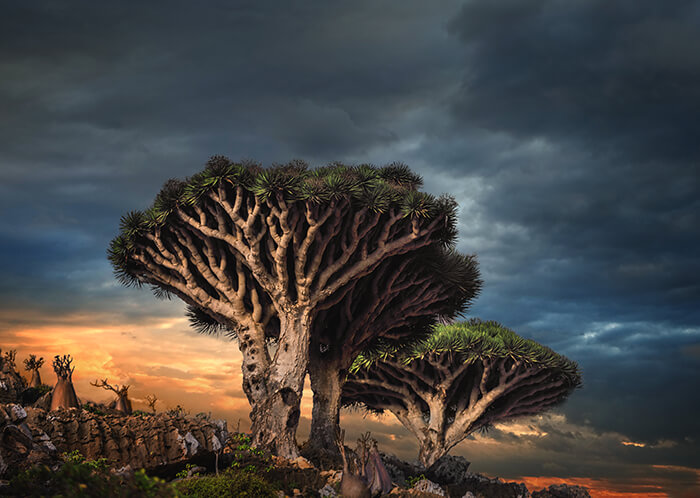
[0,360,590,497]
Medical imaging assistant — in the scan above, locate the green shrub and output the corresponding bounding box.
[174,468,277,497]
[5,452,176,497]
[176,463,200,480]
[62,450,110,472]
[83,404,106,416]
[406,473,426,488]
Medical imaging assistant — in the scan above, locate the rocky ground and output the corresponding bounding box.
[0,363,590,497]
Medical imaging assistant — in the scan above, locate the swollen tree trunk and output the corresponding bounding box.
[29,370,42,388]
[51,378,79,411]
[307,350,344,454]
[250,311,311,459]
[115,395,132,414]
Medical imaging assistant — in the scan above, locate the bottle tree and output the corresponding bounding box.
[24,354,45,388]
[91,378,133,415]
[109,157,457,458]
[305,246,481,454]
[50,355,80,411]
[343,320,582,467]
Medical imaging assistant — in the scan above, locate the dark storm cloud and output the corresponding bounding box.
[448,0,700,161]
[0,0,463,315]
[437,0,700,457]
[0,1,461,168]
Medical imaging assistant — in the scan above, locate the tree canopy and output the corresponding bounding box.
[343,319,582,467]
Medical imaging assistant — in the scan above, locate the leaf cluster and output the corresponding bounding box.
[23,354,44,371]
[421,247,482,319]
[350,319,582,387]
[108,157,458,287]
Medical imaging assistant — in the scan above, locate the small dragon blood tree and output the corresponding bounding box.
[306,246,481,454]
[24,354,45,388]
[50,355,80,410]
[91,378,133,414]
[343,320,582,467]
[109,157,458,458]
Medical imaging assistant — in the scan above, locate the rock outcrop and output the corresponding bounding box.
[412,478,447,496]
[425,455,471,489]
[445,474,531,498]
[379,451,424,487]
[0,362,27,405]
[0,403,228,478]
[0,403,61,476]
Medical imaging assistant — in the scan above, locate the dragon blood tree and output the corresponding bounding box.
[24,354,45,388]
[306,246,481,453]
[50,355,80,410]
[108,157,457,457]
[343,320,582,467]
[91,378,133,414]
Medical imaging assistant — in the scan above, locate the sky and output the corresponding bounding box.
[1,1,698,496]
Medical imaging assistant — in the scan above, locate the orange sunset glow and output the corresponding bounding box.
[3,302,698,497]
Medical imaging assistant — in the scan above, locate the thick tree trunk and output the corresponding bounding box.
[251,310,311,459]
[237,325,271,437]
[29,370,41,388]
[307,353,344,454]
[50,379,79,411]
[417,429,447,468]
[115,396,132,414]
[416,402,449,468]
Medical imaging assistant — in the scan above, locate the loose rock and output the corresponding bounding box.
[412,478,446,496]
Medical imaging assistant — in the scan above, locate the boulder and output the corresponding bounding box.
[0,405,60,477]
[412,478,446,496]
[379,451,424,487]
[445,473,531,498]
[319,483,339,497]
[425,455,471,488]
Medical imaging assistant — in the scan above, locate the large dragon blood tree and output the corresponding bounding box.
[343,319,582,467]
[109,157,458,458]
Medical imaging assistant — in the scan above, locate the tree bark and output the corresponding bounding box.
[307,352,344,454]
[417,429,446,468]
[237,325,272,440]
[50,379,79,411]
[29,370,41,388]
[250,310,311,459]
[115,396,132,414]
